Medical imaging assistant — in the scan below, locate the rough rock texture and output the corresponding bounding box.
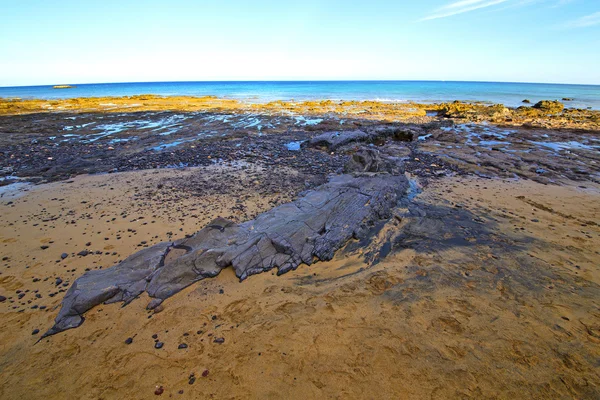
[439,102,510,120]
[344,147,405,174]
[533,100,564,114]
[306,130,372,151]
[305,127,415,152]
[43,173,409,337]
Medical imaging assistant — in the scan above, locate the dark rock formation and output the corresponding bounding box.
[344,147,405,175]
[305,126,416,152]
[306,130,372,151]
[43,173,409,337]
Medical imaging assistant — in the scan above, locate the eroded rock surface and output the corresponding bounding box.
[43,173,409,337]
[305,126,417,151]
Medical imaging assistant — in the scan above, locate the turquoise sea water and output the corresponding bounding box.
[1,81,599,110]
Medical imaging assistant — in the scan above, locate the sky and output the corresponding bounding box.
[0,0,599,86]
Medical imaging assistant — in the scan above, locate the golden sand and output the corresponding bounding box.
[1,167,599,399]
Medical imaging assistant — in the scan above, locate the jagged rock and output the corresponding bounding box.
[366,125,418,142]
[43,173,409,337]
[305,126,416,152]
[439,102,509,121]
[533,100,564,114]
[344,147,405,174]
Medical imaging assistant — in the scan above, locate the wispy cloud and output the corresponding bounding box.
[419,0,509,21]
[418,0,577,21]
[551,0,575,7]
[564,11,600,28]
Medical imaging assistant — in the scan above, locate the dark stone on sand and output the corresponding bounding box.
[55,278,63,286]
[60,253,68,259]
[77,250,89,257]
[32,329,39,335]
[214,337,225,344]
[154,386,164,395]
[41,245,49,250]
[42,173,409,337]
[188,376,196,385]
[178,343,188,349]
[155,341,164,349]
[0,296,6,302]
[202,370,209,377]
[125,337,133,344]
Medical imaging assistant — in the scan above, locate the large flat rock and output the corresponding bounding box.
[43,173,409,337]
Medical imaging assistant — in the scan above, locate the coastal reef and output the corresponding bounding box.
[1,95,600,399]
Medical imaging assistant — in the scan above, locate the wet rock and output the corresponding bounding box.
[344,147,403,174]
[306,130,371,151]
[522,99,531,104]
[43,173,408,337]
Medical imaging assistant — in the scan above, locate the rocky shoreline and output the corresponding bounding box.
[1,96,600,399]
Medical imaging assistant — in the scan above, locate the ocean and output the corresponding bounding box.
[1,81,599,110]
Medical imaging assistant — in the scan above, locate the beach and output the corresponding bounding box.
[1,96,600,398]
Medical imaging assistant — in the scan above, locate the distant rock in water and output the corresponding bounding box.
[562,98,573,101]
[522,99,531,104]
[42,172,409,338]
[533,100,564,113]
[52,85,75,89]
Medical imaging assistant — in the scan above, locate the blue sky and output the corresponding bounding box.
[0,0,599,86]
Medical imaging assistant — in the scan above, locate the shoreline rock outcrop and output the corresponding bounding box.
[42,172,409,337]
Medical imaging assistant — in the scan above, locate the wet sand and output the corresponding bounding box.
[1,97,600,399]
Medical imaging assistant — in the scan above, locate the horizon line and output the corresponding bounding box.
[1,79,600,89]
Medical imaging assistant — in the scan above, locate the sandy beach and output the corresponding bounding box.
[1,97,600,399]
